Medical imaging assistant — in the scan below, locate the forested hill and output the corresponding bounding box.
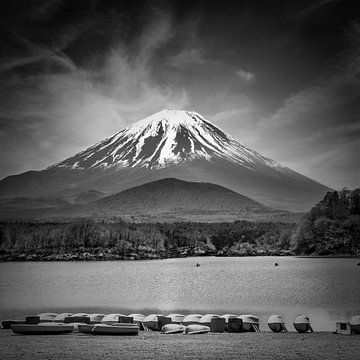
[294,188,360,255]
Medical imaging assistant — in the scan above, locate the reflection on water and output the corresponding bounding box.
[0,257,359,331]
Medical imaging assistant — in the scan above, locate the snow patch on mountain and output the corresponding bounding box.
[49,109,284,171]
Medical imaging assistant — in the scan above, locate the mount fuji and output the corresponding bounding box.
[0,109,329,212]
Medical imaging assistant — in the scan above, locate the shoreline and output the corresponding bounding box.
[1,253,359,262]
[1,330,359,360]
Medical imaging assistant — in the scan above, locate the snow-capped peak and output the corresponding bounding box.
[50,109,283,170]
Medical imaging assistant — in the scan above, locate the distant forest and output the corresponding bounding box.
[0,220,296,260]
[0,189,359,260]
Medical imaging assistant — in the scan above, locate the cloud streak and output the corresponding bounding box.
[0,6,190,179]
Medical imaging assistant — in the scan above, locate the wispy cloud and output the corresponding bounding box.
[251,22,360,187]
[0,7,190,178]
[167,48,206,67]
[236,68,255,83]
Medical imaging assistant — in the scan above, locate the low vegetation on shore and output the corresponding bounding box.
[0,220,296,261]
[0,188,358,261]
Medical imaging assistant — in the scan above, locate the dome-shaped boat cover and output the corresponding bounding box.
[71,313,89,317]
[350,315,360,326]
[143,314,163,322]
[293,314,310,324]
[182,314,203,324]
[221,314,238,322]
[89,314,105,322]
[54,313,72,322]
[199,314,220,323]
[128,314,146,322]
[268,315,285,324]
[101,314,125,323]
[166,314,185,323]
[238,315,259,324]
[37,313,58,321]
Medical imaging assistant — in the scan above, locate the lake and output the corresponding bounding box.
[0,256,359,331]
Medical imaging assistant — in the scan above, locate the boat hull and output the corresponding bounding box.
[184,325,210,335]
[11,324,73,335]
[161,324,186,334]
[1,320,25,329]
[78,324,95,334]
[91,324,139,335]
[268,323,284,333]
[294,323,311,333]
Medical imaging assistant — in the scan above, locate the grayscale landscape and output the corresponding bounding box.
[0,1,359,359]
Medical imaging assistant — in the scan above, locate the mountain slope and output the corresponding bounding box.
[46,178,290,222]
[0,109,330,211]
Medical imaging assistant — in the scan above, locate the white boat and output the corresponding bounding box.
[161,324,186,334]
[238,315,260,332]
[182,314,202,326]
[128,313,145,324]
[293,314,313,333]
[89,314,106,324]
[54,313,73,323]
[128,314,146,330]
[91,323,139,335]
[199,314,220,327]
[101,314,125,325]
[143,314,164,331]
[166,314,185,324]
[268,315,287,333]
[37,313,58,322]
[184,324,210,335]
[11,323,73,335]
[350,315,360,334]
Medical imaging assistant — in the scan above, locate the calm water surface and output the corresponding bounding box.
[0,257,359,331]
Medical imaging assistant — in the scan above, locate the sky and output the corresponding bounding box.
[0,0,359,189]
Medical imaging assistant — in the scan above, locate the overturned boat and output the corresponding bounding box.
[54,313,73,323]
[184,324,210,335]
[166,314,185,324]
[199,314,220,327]
[128,314,146,330]
[221,314,238,331]
[78,324,95,334]
[182,314,203,326]
[91,323,139,335]
[89,314,106,324]
[37,313,58,322]
[1,320,26,329]
[238,315,260,332]
[101,314,125,325]
[293,314,313,333]
[143,314,164,331]
[161,324,186,334]
[350,315,360,334]
[11,323,73,335]
[268,315,287,333]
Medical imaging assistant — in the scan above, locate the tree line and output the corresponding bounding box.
[293,188,360,255]
[0,219,296,259]
[1,188,359,259]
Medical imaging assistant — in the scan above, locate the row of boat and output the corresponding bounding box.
[2,312,360,335]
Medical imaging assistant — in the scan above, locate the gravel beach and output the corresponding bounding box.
[1,330,359,360]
